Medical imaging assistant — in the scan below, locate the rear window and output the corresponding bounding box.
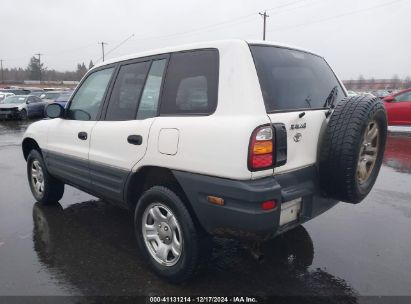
[250,45,345,112]
[160,49,219,115]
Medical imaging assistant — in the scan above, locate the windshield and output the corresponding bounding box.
[1,96,26,104]
[30,91,44,97]
[250,45,345,112]
[56,94,71,102]
[41,92,61,99]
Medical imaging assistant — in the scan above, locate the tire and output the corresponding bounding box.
[135,186,209,283]
[19,109,28,120]
[27,150,64,205]
[319,95,387,203]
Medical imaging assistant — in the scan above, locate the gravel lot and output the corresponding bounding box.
[0,120,410,301]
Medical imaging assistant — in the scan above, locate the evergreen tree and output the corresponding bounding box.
[26,56,45,81]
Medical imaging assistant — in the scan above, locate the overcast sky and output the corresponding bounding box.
[0,0,410,80]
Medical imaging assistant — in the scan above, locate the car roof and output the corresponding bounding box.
[394,88,411,95]
[93,39,321,70]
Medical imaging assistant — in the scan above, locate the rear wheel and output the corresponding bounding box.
[27,150,64,205]
[135,186,209,283]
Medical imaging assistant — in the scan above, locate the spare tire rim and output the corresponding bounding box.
[357,121,379,184]
[142,203,183,267]
[31,160,45,195]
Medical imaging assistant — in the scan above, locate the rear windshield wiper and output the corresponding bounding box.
[323,86,339,109]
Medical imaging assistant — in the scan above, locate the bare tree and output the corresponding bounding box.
[357,75,365,90]
[369,78,376,90]
[403,76,411,89]
[392,74,400,90]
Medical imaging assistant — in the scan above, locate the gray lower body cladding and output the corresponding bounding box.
[43,150,129,206]
[42,149,337,240]
[173,166,338,240]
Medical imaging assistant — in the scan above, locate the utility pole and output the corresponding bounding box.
[99,42,108,62]
[0,59,4,84]
[259,11,270,41]
[35,53,43,82]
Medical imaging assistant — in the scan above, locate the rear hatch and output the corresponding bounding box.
[249,44,346,174]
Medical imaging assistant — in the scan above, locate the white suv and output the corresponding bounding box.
[22,40,387,282]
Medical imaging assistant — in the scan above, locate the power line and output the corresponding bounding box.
[96,34,135,63]
[265,0,308,13]
[267,0,325,16]
[267,0,404,33]
[98,42,108,62]
[259,11,270,40]
[124,0,308,43]
[0,1,317,68]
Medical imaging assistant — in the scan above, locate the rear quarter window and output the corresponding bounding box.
[250,45,345,112]
[160,49,219,115]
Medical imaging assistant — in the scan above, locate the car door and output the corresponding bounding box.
[26,96,37,116]
[26,96,43,116]
[386,91,411,125]
[44,66,116,190]
[88,56,168,203]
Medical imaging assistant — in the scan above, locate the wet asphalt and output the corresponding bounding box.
[0,120,410,300]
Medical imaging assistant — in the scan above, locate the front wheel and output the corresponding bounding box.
[135,186,209,283]
[27,150,64,205]
[19,109,28,120]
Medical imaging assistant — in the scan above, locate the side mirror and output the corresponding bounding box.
[384,96,395,102]
[45,103,64,118]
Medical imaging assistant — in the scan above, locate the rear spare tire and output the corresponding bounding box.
[319,95,387,203]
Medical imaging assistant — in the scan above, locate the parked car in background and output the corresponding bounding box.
[361,92,376,98]
[0,95,47,120]
[0,92,15,102]
[1,88,31,95]
[384,88,411,126]
[30,91,45,97]
[372,90,390,99]
[26,88,44,96]
[39,91,63,103]
[53,92,72,108]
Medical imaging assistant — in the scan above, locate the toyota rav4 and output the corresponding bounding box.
[22,40,387,282]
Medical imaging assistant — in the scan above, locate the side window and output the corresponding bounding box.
[396,92,411,102]
[68,67,114,121]
[137,59,167,120]
[105,61,150,121]
[160,49,219,115]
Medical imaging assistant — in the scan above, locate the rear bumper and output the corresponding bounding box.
[173,166,338,240]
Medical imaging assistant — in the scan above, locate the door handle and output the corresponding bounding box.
[78,132,88,140]
[127,135,143,145]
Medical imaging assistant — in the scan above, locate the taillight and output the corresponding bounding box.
[261,200,277,210]
[248,125,275,171]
